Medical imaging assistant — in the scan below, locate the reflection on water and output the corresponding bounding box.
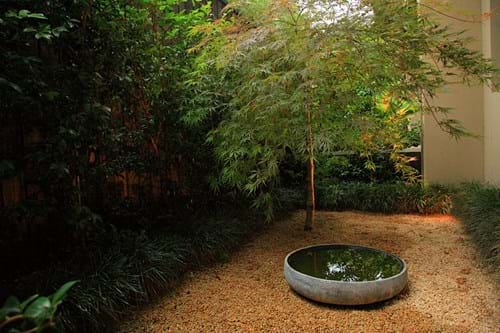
[288,246,403,281]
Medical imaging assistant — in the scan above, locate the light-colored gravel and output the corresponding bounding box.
[121,211,499,333]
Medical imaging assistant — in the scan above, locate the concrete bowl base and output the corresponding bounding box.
[283,244,408,305]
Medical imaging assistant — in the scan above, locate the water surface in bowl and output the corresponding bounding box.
[287,246,403,281]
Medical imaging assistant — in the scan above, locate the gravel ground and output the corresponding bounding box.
[121,211,499,333]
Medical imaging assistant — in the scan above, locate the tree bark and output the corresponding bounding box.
[304,110,315,231]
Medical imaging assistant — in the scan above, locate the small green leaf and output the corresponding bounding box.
[23,27,37,33]
[52,26,68,37]
[19,294,39,311]
[18,9,30,18]
[24,297,52,322]
[5,10,17,18]
[50,280,79,306]
[35,32,52,40]
[27,13,47,20]
[0,77,22,93]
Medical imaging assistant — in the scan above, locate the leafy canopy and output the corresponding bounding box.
[185,0,498,216]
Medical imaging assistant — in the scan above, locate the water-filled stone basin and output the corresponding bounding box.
[284,244,408,305]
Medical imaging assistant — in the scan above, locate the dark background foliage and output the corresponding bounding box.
[0,0,220,278]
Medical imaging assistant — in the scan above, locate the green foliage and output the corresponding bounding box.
[317,153,420,184]
[0,281,78,333]
[8,215,261,332]
[279,182,453,214]
[190,217,253,262]
[186,0,498,216]
[0,0,212,215]
[316,155,401,183]
[60,231,191,331]
[0,4,228,329]
[279,152,416,188]
[453,183,500,277]
[0,0,226,288]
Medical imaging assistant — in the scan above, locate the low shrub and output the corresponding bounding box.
[452,183,500,276]
[74,216,261,332]
[278,182,453,214]
[5,215,262,332]
[280,151,421,188]
[60,231,193,332]
[190,218,255,263]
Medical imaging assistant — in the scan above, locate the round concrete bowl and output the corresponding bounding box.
[284,244,408,305]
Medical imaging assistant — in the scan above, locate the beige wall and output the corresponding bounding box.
[423,0,486,183]
[483,0,500,185]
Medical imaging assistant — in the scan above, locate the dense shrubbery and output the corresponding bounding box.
[0,2,260,331]
[453,183,500,276]
[0,0,215,247]
[280,152,421,188]
[317,182,453,214]
[0,0,225,311]
[5,212,261,332]
[279,182,453,215]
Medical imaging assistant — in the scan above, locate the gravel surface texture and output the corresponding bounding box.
[121,211,499,333]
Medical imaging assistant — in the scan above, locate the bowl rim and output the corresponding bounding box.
[284,243,408,284]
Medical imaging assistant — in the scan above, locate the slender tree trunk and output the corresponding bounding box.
[304,110,315,231]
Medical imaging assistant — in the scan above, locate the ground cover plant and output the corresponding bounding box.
[2,209,263,332]
[453,183,500,278]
